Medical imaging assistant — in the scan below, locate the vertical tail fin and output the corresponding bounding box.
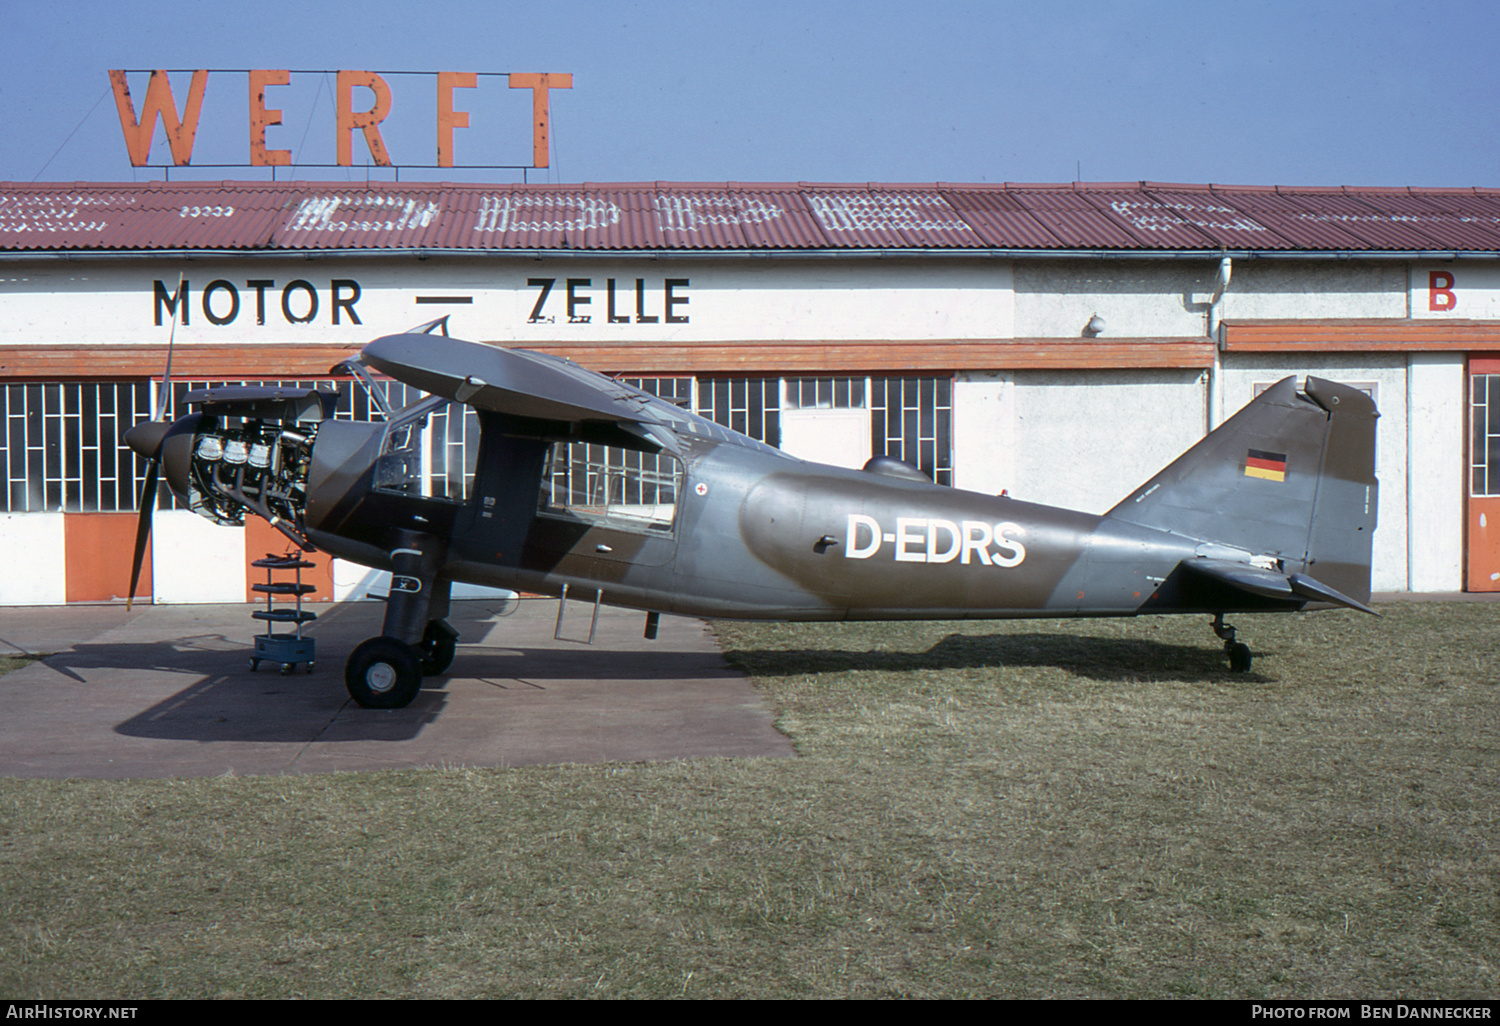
[1107,376,1378,604]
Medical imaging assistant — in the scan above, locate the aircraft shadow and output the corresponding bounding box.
[27,632,737,745]
[28,634,431,743]
[722,631,1271,684]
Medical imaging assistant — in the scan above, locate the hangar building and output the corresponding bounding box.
[1,179,1497,604]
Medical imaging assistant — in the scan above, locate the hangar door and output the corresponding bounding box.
[1468,358,1500,591]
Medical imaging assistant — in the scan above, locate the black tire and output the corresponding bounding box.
[1227,641,1253,673]
[345,636,423,709]
[420,620,458,675]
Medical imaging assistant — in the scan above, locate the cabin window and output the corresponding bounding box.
[372,396,478,502]
[538,442,682,532]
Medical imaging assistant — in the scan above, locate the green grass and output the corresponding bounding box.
[2,603,1497,998]
[0,654,40,677]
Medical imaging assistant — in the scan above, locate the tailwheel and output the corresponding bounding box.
[1211,613,1253,673]
[345,636,423,709]
[419,619,459,675]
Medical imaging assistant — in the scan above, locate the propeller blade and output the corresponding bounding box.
[126,459,159,610]
[153,272,183,421]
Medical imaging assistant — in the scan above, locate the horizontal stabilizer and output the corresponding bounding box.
[1287,572,1378,616]
[1182,559,1377,616]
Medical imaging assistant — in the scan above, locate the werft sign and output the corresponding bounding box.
[108,69,572,169]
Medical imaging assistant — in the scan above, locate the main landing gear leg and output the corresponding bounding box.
[345,532,446,709]
[1212,613,1253,673]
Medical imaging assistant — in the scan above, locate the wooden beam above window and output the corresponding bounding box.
[1223,319,1500,351]
[0,338,1216,380]
[495,339,1216,375]
[0,344,364,380]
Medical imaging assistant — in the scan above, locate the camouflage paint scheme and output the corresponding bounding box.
[130,329,1378,707]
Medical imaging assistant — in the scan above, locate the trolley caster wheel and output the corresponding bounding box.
[279,663,292,676]
[1226,642,1252,673]
[345,636,422,709]
[307,661,316,674]
[249,658,259,672]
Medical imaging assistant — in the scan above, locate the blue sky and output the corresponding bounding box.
[3,0,1497,188]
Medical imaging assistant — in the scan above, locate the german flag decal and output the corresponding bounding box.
[1245,448,1288,482]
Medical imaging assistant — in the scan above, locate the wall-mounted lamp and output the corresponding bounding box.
[1083,314,1106,337]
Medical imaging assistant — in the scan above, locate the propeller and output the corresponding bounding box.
[123,274,182,609]
[123,420,171,608]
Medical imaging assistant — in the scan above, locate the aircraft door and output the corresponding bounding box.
[1468,359,1500,590]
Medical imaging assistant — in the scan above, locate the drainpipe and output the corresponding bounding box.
[1206,256,1233,430]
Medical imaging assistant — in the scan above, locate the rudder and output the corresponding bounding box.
[1107,376,1378,604]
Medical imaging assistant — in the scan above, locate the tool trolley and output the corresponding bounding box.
[249,553,317,674]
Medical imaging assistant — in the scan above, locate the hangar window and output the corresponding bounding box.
[1252,380,1377,402]
[785,377,866,410]
[0,377,483,514]
[696,376,781,448]
[871,376,952,486]
[1472,374,1500,496]
[0,371,949,511]
[686,374,951,485]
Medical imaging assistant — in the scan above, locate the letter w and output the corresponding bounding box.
[110,70,209,166]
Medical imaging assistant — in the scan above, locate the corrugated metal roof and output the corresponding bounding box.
[0,180,1496,254]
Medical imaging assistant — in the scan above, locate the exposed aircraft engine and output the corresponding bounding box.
[188,418,319,532]
[178,386,339,548]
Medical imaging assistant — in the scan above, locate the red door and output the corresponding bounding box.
[64,512,148,603]
[1468,359,1500,591]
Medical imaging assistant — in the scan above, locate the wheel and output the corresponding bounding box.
[345,636,423,709]
[419,619,458,675]
[1227,641,1252,673]
[249,658,259,672]
[279,663,292,676]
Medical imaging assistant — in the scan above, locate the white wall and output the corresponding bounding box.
[1220,261,1408,320]
[151,511,247,603]
[1411,263,1500,319]
[0,258,1016,345]
[0,514,66,605]
[952,372,1013,496]
[1014,260,1217,338]
[331,561,517,604]
[1013,259,1409,339]
[1406,354,1465,591]
[990,369,1212,513]
[780,408,872,469]
[0,252,1486,598]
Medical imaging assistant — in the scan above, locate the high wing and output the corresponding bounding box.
[357,332,788,457]
[359,332,663,424]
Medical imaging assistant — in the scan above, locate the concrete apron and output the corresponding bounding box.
[0,598,794,779]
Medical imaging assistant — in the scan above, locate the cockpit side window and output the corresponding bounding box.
[373,396,479,502]
[538,441,682,532]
